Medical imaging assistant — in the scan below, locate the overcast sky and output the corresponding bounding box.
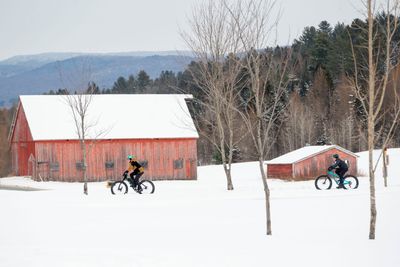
[0,0,365,60]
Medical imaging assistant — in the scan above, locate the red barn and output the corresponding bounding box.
[9,94,199,182]
[266,145,358,180]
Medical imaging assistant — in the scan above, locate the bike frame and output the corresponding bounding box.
[327,170,351,186]
[121,173,142,190]
[122,175,135,187]
[113,175,136,193]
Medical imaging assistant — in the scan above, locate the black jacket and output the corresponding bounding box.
[329,158,348,171]
[129,160,144,174]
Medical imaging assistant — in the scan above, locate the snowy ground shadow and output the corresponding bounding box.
[0,184,46,191]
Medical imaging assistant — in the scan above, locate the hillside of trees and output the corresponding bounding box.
[1,17,400,175]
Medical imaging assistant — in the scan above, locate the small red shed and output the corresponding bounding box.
[9,94,199,182]
[266,145,358,180]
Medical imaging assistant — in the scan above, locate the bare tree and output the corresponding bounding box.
[328,76,357,149]
[227,0,292,235]
[375,67,400,186]
[181,0,246,190]
[284,92,315,151]
[349,0,400,239]
[65,93,93,195]
[59,59,107,195]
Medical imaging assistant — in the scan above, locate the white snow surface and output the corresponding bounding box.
[267,145,358,164]
[0,149,399,267]
[19,94,199,140]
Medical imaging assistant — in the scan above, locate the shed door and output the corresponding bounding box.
[37,162,50,181]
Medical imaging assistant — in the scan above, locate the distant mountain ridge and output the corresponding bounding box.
[0,51,193,106]
[0,52,85,66]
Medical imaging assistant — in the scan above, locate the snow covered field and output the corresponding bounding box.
[0,149,399,267]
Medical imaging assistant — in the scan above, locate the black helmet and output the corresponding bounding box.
[333,154,339,159]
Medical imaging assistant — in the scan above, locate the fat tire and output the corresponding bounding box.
[343,175,359,189]
[111,181,128,195]
[138,180,155,194]
[315,175,332,190]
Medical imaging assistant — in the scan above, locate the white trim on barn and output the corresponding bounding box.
[267,145,359,164]
[19,94,198,141]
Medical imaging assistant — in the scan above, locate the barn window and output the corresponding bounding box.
[139,160,148,168]
[174,159,183,169]
[105,161,114,169]
[50,162,59,171]
[76,162,85,170]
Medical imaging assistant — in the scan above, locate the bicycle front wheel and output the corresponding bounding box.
[343,175,359,189]
[111,181,128,195]
[315,175,332,190]
[138,180,155,194]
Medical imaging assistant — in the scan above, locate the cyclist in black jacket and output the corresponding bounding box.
[328,154,348,189]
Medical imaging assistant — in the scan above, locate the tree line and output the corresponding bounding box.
[0,107,15,177]
[45,70,183,95]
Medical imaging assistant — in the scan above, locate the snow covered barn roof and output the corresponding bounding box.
[19,94,199,140]
[267,145,358,164]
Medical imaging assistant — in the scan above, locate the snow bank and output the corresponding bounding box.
[357,148,400,187]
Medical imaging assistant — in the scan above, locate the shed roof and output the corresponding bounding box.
[19,94,199,141]
[267,145,358,164]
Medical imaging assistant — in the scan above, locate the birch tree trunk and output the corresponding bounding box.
[219,113,234,190]
[367,0,377,240]
[257,133,272,234]
[383,147,388,187]
[82,139,88,195]
[368,118,377,239]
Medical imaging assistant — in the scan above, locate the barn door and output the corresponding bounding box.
[28,154,36,179]
[185,158,197,179]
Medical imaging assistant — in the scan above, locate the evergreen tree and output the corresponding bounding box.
[137,70,151,93]
[327,23,353,78]
[312,21,332,70]
[126,75,137,94]
[112,76,128,94]
[154,71,177,94]
[86,82,100,94]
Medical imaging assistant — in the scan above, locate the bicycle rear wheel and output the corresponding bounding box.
[111,181,128,195]
[315,175,332,190]
[138,180,155,194]
[343,175,359,189]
